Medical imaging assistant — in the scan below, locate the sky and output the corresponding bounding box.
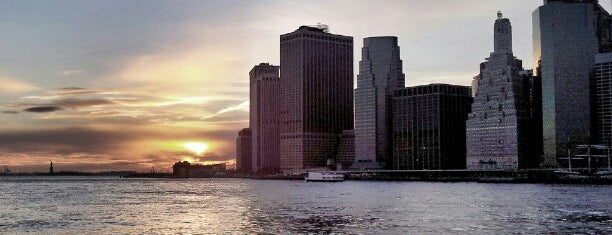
[1,0,610,173]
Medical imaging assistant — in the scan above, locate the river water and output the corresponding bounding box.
[0,177,610,234]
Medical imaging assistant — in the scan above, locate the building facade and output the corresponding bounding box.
[471,75,480,97]
[279,25,354,172]
[354,36,405,170]
[595,53,612,146]
[236,127,252,173]
[533,0,612,167]
[249,63,281,173]
[336,129,355,170]
[466,12,533,170]
[392,84,472,170]
[173,161,226,178]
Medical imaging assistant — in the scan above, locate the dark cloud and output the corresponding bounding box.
[1,111,19,114]
[19,98,115,111]
[197,152,233,162]
[0,127,136,155]
[24,106,62,113]
[54,98,115,108]
[0,126,238,156]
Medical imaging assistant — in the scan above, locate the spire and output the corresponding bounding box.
[493,11,512,54]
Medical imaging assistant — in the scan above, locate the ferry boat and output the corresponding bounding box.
[305,172,344,182]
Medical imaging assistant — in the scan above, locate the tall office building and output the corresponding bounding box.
[279,25,353,172]
[466,12,533,170]
[471,75,480,97]
[595,53,612,146]
[236,128,252,173]
[392,84,472,170]
[249,63,281,173]
[525,70,545,168]
[354,37,405,170]
[533,0,612,167]
[336,129,355,170]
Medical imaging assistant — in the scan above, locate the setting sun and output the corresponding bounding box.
[181,142,208,155]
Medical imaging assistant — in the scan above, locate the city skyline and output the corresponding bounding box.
[2,0,606,172]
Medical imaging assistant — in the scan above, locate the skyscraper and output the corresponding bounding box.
[336,129,355,170]
[471,75,480,97]
[354,37,405,170]
[249,63,281,173]
[236,128,252,173]
[595,53,612,146]
[279,25,353,172]
[466,12,533,170]
[533,0,612,167]
[392,84,472,170]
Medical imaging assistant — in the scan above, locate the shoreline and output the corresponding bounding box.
[2,169,611,185]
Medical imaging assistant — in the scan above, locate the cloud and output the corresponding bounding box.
[0,126,238,155]
[54,98,115,108]
[201,111,248,123]
[1,111,19,114]
[197,152,234,162]
[23,106,62,113]
[0,77,37,93]
[216,101,249,114]
[60,70,84,77]
[54,87,99,96]
[0,127,146,155]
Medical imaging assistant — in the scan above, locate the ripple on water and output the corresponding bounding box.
[0,177,610,234]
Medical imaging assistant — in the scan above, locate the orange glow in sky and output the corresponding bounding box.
[181,142,209,155]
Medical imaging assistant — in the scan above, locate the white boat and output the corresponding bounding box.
[305,172,344,182]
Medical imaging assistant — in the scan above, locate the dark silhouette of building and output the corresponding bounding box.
[533,0,612,167]
[391,84,472,170]
[249,63,281,173]
[354,36,405,170]
[172,161,226,178]
[526,70,545,168]
[279,24,354,172]
[236,128,252,173]
[49,160,54,174]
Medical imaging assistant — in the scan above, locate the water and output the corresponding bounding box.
[0,177,610,234]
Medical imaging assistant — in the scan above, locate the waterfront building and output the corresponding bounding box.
[466,12,533,170]
[279,25,354,172]
[391,84,472,170]
[354,36,405,170]
[336,129,355,170]
[249,63,281,173]
[533,0,612,167]
[236,128,252,173]
[525,70,545,168]
[595,53,612,146]
[172,161,226,178]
